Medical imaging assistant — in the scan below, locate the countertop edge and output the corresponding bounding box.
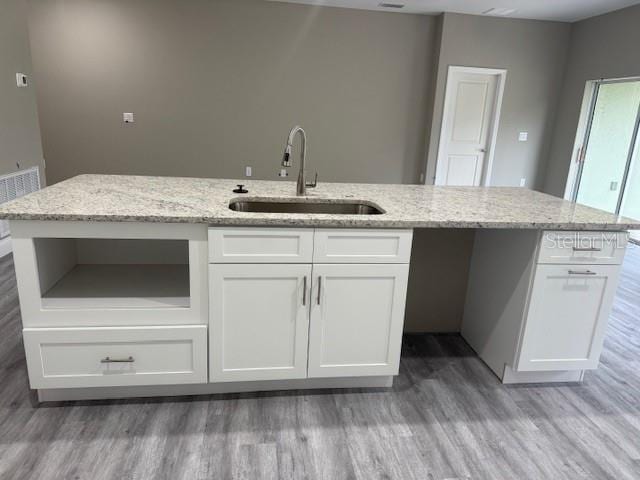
[1,214,635,231]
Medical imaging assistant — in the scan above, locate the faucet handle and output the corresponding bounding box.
[306,172,318,188]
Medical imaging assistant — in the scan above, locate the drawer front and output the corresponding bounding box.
[538,231,627,265]
[313,229,413,264]
[23,325,207,389]
[208,227,313,263]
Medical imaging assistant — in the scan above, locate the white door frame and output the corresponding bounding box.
[435,66,507,186]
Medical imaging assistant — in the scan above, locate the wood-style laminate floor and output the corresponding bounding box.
[0,246,639,480]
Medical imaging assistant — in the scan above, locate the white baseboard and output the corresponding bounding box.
[37,375,395,402]
[0,236,11,258]
[502,365,584,384]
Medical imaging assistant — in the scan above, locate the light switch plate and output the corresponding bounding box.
[518,131,528,142]
[16,73,28,87]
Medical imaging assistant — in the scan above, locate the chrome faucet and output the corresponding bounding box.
[281,125,317,196]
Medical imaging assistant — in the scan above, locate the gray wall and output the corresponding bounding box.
[404,229,475,332]
[0,0,44,177]
[424,13,570,189]
[27,0,436,185]
[543,5,640,197]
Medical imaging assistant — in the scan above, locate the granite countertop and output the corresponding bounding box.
[0,174,638,230]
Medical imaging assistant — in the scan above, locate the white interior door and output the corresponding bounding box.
[436,68,504,186]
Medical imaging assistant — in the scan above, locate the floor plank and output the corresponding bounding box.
[0,244,638,480]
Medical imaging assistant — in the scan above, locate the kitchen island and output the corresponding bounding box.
[1,174,638,402]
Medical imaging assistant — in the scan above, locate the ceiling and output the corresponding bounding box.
[266,0,640,22]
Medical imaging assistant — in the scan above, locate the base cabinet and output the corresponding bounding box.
[16,224,414,395]
[208,264,311,382]
[308,264,409,378]
[516,264,620,371]
[208,228,413,383]
[462,229,627,384]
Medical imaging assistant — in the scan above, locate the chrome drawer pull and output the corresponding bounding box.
[302,276,307,306]
[572,247,601,252]
[568,270,597,276]
[101,356,135,363]
[317,276,322,305]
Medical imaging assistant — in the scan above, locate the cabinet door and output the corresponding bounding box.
[209,264,311,382]
[516,264,621,372]
[308,264,409,378]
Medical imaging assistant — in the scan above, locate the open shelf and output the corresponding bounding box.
[35,238,191,311]
[41,264,190,309]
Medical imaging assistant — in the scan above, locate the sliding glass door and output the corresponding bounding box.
[574,80,640,214]
[619,137,640,241]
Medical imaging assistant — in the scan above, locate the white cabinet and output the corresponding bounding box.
[516,264,620,371]
[462,229,627,384]
[307,264,409,378]
[209,264,312,382]
[207,227,413,384]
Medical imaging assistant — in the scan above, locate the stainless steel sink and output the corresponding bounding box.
[229,199,384,215]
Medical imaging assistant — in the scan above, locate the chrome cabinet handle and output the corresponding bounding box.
[302,276,307,306]
[317,276,322,305]
[572,247,601,252]
[568,270,597,276]
[101,356,135,363]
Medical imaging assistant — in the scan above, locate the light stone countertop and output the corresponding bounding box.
[0,174,638,231]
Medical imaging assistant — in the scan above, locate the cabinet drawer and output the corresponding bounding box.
[313,229,413,264]
[208,227,313,263]
[23,325,207,389]
[538,231,627,265]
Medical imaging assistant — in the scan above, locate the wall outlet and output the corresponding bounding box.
[123,112,135,123]
[278,169,288,177]
[419,172,425,183]
[16,73,28,87]
[520,178,526,187]
[518,131,528,142]
[245,166,252,177]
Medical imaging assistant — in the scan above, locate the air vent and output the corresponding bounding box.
[0,166,41,239]
[379,2,405,8]
[482,7,517,16]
